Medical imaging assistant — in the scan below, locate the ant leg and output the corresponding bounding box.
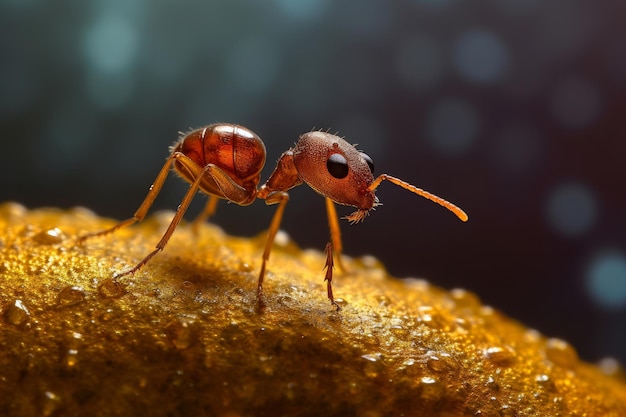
[77,153,179,243]
[368,174,469,222]
[115,160,215,279]
[191,195,219,235]
[325,197,346,272]
[324,241,341,311]
[257,192,289,306]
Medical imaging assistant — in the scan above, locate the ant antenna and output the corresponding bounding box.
[367,174,468,222]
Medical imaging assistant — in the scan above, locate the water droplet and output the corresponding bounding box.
[524,329,542,344]
[535,374,556,392]
[359,255,381,269]
[545,338,578,368]
[238,262,253,272]
[97,278,125,298]
[361,353,382,362]
[167,320,195,350]
[397,358,420,376]
[597,357,623,377]
[426,352,456,373]
[42,391,62,417]
[64,349,79,368]
[479,305,495,319]
[333,298,348,308]
[499,404,516,416]
[389,324,407,338]
[0,202,27,220]
[485,375,498,390]
[4,299,31,327]
[484,346,515,367]
[420,376,444,401]
[450,288,481,309]
[361,353,384,378]
[274,230,290,247]
[32,227,65,245]
[56,286,86,307]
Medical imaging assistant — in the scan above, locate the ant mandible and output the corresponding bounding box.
[79,123,468,310]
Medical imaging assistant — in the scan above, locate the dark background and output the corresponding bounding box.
[2,0,625,365]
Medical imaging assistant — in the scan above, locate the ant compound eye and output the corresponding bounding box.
[327,153,349,179]
[360,152,374,174]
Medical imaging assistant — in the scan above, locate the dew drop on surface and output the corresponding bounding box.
[426,352,456,373]
[545,338,578,368]
[56,286,86,307]
[4,299,31,327]
[333,298,348,308]
[238,262,253,273]
[32,227,65,245]
[360,255,381,269]
[389,324,407,338]
[450,288,481,309]
[535,374,556,392]
[42,391,62,417]
[97,278,125,298]
[398,358,419,375]
[167,320,195,350]
[499,404,516,417]
[0,202,27,221]
[273,230,290,247]
[597,357,623,377]
[524,328,542,344]
[484,346,515,366]
[420,376,444,401]
[361,353,383,378]
[64,349,79,368]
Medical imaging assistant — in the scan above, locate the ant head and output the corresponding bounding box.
[292,131,378,213]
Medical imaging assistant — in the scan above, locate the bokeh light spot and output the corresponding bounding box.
[453,30,509,83]
[395,35,443,91]
[425,98,480,156]
[545,182,597,237]
[83,14,139,74]
[550,75,602,129]
[586,251,626,310]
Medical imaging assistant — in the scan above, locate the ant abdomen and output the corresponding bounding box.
[173,124,266,187]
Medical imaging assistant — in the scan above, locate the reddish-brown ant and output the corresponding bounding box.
[79,123,468,310]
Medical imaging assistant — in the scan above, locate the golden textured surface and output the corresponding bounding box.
[1,202,625,416]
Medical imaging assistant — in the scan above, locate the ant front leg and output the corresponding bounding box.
[324,241,341,311]
[325,197,347,273]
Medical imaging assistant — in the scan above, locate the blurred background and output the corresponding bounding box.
[1,0,625,365]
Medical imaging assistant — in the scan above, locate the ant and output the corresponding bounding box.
[79,123,468,310]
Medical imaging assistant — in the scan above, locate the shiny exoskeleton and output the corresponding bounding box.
[79,123,468,310]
